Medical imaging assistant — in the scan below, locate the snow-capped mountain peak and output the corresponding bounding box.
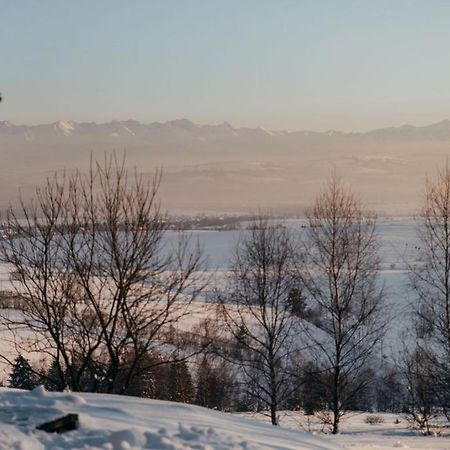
[54,120,76,137]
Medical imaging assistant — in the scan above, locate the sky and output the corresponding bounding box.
[2,0,450,131]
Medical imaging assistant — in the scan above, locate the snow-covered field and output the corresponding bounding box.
[173,218,418,349]
[240,410,450,450]
[163,218,417,272]
[0,218,424,381]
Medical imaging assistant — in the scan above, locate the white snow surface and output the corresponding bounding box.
[0,386,340,450]
[1,387,449,450]
[240,411,450,450]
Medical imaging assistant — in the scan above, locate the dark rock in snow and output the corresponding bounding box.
[36,413,79,433]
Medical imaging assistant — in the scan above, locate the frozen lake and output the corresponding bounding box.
[164,218,418,271]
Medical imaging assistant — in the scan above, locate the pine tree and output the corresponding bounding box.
[45,359,65,391]
[122,353,164,398]
[167,361,194,403]
[195,357,231,410]
[9,355,38,390]
[195,357,213,407]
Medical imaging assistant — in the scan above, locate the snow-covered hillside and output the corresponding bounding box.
[2,387,450,450]
[0,386,340,450]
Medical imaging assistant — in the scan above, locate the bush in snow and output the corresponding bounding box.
[365,415,384,425]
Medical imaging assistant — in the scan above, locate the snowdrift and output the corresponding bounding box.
[0,386,341,449]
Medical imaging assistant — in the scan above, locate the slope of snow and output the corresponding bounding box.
[0,387,341,450]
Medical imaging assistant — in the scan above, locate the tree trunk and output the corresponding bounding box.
[332,411,339,434]
[270,402,278,426]
[332,365,340,434]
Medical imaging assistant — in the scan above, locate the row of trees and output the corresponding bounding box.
[217,178,385,433]
[0,156,205,395]
[2,155,450,434]
[9,353,233,407]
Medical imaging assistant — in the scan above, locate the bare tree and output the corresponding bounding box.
[409,165,450,415]
[218,218,302,425]
[412,166,450,347]
[0,154,205,393]
[300,176,385,434]
[401,347,437,435]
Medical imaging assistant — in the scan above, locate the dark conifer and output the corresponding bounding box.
[9,355,38,390]
[167,361,194,403]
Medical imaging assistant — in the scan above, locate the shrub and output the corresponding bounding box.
[365,415,385,425]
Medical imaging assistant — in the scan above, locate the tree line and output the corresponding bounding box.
[2,155,450,435]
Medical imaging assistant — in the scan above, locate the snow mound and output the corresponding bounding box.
[0,387,341,449]
[0,424,43,450]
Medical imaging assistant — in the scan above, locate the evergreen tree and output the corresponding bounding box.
[288,363,324,414]
[9,355,38,390]
[45,359,66,391]
[195,357,232,410]
[195,357,213,407]
[122,353,166,398]
[167,361,194,403]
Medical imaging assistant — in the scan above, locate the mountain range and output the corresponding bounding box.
[1,118,450,214]
[3,118,450,141]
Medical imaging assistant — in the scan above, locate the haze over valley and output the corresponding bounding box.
[1,118,449,215]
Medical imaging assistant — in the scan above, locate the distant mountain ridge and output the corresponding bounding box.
[0,119,283,142]
[2,118,450,141]
[1,117,450,214]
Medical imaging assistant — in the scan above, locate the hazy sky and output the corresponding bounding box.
[3,0,450,131]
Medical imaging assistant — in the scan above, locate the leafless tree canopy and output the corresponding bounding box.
[408,165,450,415]
[0,155,204,393]
[412,166,450,351]
[218,218,302,425]
[301,176,385,434]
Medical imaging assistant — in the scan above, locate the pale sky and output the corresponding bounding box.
[3,0,450,131]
